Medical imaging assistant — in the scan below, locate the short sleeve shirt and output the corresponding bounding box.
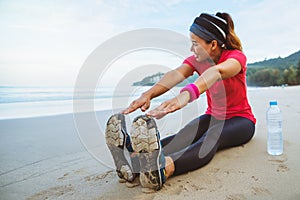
[183,50,256,124]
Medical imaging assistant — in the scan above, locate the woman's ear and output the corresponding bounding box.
[211,40,218,51]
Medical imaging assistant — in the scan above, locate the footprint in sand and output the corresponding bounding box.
[27,184,74,200]
[251,175,259,181]
[276,164,289,172]
[251,187,272,196]
[84,170,113,182]
[268,154,289,172]
[226,194,247,200]
[209,167,220,174]
[162,182,181,195]
[57,173,69,180]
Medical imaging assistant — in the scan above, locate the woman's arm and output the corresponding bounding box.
[122,64,194,114]
[147,58,242,119]
[194,58,241,93]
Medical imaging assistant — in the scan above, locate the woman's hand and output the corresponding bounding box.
[121,93,151,114]
[147,91,190,119]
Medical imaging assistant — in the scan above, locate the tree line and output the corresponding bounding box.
[246,59,300,86]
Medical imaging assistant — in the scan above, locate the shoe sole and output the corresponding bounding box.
[105,113,135,182]
[131,115,163,191]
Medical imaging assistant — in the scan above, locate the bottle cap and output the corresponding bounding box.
[269,101,278,106]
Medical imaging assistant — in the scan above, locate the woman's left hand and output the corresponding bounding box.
[147,91,190,119]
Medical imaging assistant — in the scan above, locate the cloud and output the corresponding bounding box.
[236,0,300,62]
[0,1,118,86]
[1,0,300,86]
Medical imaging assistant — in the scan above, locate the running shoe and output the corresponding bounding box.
[131,115,166,191]
[105,113,138,182]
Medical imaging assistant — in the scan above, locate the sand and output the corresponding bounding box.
[0,86,300,200]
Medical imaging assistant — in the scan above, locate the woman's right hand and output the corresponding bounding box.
[121,93,151,114]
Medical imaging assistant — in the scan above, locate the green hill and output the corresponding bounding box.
[247,50,300,86]
[248,50,300,69]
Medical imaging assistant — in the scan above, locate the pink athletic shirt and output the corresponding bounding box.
[183,49,256,124]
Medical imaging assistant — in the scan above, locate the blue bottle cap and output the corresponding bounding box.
[269,101,278,106]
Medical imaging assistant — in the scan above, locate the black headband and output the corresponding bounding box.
[201,13,228,35]
[190,13,228,45]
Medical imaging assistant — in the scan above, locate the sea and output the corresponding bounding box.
[0,85,180,120]
[0,85,267,120]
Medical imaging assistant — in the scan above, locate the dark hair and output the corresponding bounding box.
[216,12,243,51]
[192,13,228,46]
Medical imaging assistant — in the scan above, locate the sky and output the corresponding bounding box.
[1,0,300,87]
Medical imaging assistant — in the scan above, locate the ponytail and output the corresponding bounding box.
[216,12,243,51]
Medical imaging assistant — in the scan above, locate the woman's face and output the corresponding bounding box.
[189,32,212,62]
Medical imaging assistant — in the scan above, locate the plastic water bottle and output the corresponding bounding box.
[266,101,283,155]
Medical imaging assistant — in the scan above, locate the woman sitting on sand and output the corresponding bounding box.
[105,12,256,192]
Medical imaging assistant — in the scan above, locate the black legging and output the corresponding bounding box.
[161,114,255,176]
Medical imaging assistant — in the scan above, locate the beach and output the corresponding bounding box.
[1,86,300,200]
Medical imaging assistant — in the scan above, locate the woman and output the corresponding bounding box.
[105,12,256,192]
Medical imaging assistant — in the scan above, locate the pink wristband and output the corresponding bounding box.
[180,83,200,102]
